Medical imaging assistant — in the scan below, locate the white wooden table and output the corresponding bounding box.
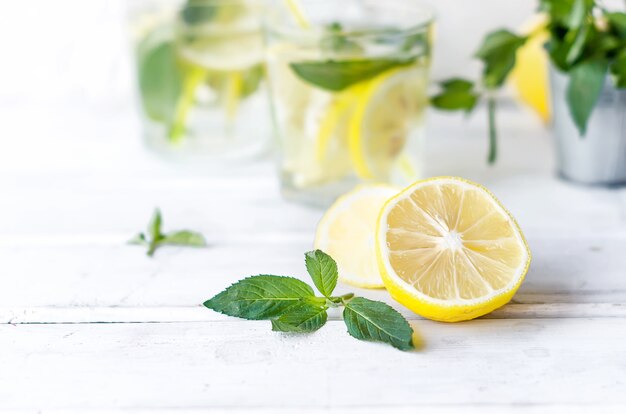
[2,102,626,413]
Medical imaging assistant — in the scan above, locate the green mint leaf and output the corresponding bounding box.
[474,29,527,88]
[343,297,414,351]
[565,24,590,65]
[430,79,479,112]
[271,301,328,333]
[161,230,207,247]
[290,58,415,92]
[611,50,626,88]
[128,233,148,246]
[148,208,163,241]
[181,0,218,25]
[566,59,608,135]
[440,78,475,92]
[607,12,626,39]
[204,275,315,320]
[137,27,182,123]
[304,250,338,297]
[565,0,588,29]
[131,209,206,256]
[474,29,526,61]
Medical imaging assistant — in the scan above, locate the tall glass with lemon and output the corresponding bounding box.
[129,0,268,162]
[264,0,434,205]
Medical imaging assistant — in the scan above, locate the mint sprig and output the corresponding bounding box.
[430,29,527,164]
[204,250,415,351]
[129,208,207,256]
[431,1,626,163]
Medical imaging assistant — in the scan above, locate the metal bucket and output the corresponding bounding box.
[550,67,626,185]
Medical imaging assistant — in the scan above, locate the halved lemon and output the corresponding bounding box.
[348,65,427,181]
[315,185,399,288]
[376,177,531,322]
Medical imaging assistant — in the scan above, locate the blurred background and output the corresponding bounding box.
[0,0,538,108]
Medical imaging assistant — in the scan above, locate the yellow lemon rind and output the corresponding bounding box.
[375,176,532,322]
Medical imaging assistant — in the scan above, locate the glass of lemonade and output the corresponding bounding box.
[264,0,434,206]
[129,0,268,162]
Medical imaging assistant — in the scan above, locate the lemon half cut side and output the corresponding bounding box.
[376,177,531,322]
[315,185,399,288]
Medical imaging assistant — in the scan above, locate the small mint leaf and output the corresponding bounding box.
[148,208,163,241]
[204,275,315,320]
[304,250,338,297]
[271,301,328,333]
[161,230,206,247]
[343,297,414,351]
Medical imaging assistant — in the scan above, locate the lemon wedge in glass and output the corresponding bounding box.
[348,66,427,181]
[376,177,531,322]
[315,185,399,288]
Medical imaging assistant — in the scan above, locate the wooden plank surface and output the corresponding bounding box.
[2,104,626,411]
[2,319,626,410]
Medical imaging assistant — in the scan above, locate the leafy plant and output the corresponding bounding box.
[204,250,415,351]
[431,0,626,163]
[129,208,207,256]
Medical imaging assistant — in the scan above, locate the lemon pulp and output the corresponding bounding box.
[315,185,399,288]
[376,177,531,322]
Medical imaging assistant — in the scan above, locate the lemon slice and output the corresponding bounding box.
[376,177,531,322]
[315,185,399,288]
[349,65,427,181]
[315,84,365,162]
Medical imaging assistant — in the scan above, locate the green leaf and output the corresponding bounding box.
[148,208,163,240]
[130,208,206,256]
[271,301,328,333]
[137,29,182,123]
[611,50,626,88]
[181,0,218,25]
[440,78,475,92]
[430,78,479,112]
[204,275,315,320]
[343,297,414,351]
[474,29,527,88]
[566,59,608,135]
[607,12,626,39]
[146,208,164,256]
[539,0,593,27]
[565,23,589,65]
[475,30,525,60]
[565,0,587,29]
[304,250,338,297]
[290,58,415,92]
[161,230,207,247]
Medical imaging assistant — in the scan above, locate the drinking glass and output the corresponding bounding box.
[129,0,269,162]
[264,0,434,205]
